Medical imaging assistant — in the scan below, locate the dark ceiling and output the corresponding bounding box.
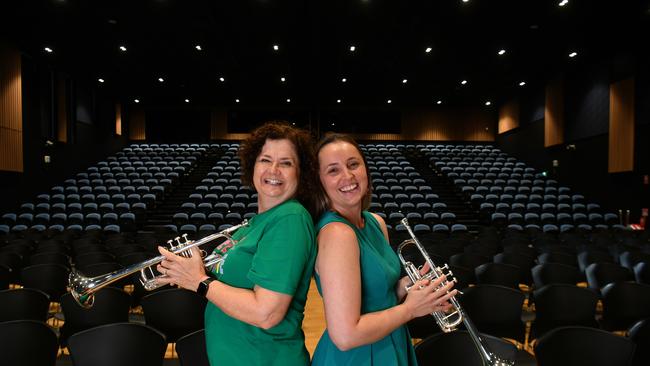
[2,0,650,108]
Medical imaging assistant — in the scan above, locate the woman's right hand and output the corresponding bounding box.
[402,275,457,319]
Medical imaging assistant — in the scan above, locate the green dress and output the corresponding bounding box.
[204,199,316,366]
[311,211,418,366]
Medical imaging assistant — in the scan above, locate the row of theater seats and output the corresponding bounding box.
[0,216,225,365]
[362,144,460,232]
[418,143,623,232]
[2,224,648,365]
[396,224,650,342]
[0,143,213,235]
[168,143,258,234]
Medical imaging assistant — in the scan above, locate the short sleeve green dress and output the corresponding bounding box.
[311,210,418,366]
[203,199,316,366]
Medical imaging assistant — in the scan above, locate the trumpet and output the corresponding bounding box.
[68,220,248,308]
[398,218,514,366]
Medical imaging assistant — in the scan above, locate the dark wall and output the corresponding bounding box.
[0,55,129,215]
[146,108,211,143]
[565,64,610,141]
[497,64,650,223]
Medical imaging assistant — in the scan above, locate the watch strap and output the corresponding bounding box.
[197,277,215,297]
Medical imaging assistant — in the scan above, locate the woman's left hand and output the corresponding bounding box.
[396,261,432,301]
[156,246,208,292]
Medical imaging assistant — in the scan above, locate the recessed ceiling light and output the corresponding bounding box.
[387,99,392,104]
[331,122,335,126]
[44,47,53,53]
[98,78,105,83]
[195,45,202,51]
[498,49,506,55]
[402,79,408,84]
[235,98,240,103]
[425,47,432,53]
[158,77,164,83]
[273,44,279,51]
[286,98,291,103]
[519,81,526,86]
[559,0,569,7]
[337,99,342,103]
[134,99,140,103]
[462,0,470,3]
[341,77,347,83]
[437,100,442,105]
[461,80,468,85]
[280,77,286,82]
[219,77,225,82]
[119,46,127,52]
[569,51,578,58]
[485,101,492,106]
[185,99,190,103]
[349,45,356,52]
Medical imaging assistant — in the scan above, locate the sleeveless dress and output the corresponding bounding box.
[311,211,418,366]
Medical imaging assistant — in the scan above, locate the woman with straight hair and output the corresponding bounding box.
[311,133,457,365]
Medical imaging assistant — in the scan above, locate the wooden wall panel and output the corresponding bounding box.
[609,78,635,173]
[56,76,67,143]
[545,77,564,147]
[115,103,122,136]
[210,107,496,142]
[399,108,494,141]
[0,46,23,172]
[498,99,519,134]
[129,106,146,140]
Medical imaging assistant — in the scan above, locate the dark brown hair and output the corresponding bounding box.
[238,121,318,217]
[314,133,373,219]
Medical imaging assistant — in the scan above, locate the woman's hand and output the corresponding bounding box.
[395,261,432,301]
[155,246,208,292]
[402,275,457,320]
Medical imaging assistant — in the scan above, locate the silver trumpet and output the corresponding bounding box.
[398,218,514,366]
[68,220,248,308]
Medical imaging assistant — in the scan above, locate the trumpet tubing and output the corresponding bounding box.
[398,218,514,366]
[68,220,248,308]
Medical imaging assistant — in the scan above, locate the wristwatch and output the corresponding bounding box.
[196,277,215,297]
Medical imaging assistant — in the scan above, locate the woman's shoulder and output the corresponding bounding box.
[315,210,346,231]
[364,211,387,229]
[273,199,311,217]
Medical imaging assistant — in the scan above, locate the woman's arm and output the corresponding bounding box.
[156,246,292,330]
[369,212,416,301]
[316,222,456,351]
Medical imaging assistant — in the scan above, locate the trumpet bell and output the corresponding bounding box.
[68,270,96,308]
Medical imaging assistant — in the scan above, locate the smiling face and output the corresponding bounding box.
[318,141,369,215]
[253,138,300,212]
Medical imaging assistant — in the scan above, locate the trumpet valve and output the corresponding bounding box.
[181,233,189,244]
[174,236,182,247]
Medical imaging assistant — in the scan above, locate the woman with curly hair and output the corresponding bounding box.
[156,121,319,366]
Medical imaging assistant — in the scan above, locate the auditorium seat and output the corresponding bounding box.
[534,326,635,366]
[68,323,166,366]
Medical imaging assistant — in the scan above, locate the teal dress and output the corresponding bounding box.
[311,211,418,366]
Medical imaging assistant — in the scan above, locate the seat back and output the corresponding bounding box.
[535,326,635,366]
[60,287,131,345]
[414,330,517,366]
[141,288,207,342]
[530,284,599,339]
[176,329,210,366]
[68,323,166,366]
[0,320,59,366]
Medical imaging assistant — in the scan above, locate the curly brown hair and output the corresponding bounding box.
[238,121,318,218]
[313,133,373,219]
